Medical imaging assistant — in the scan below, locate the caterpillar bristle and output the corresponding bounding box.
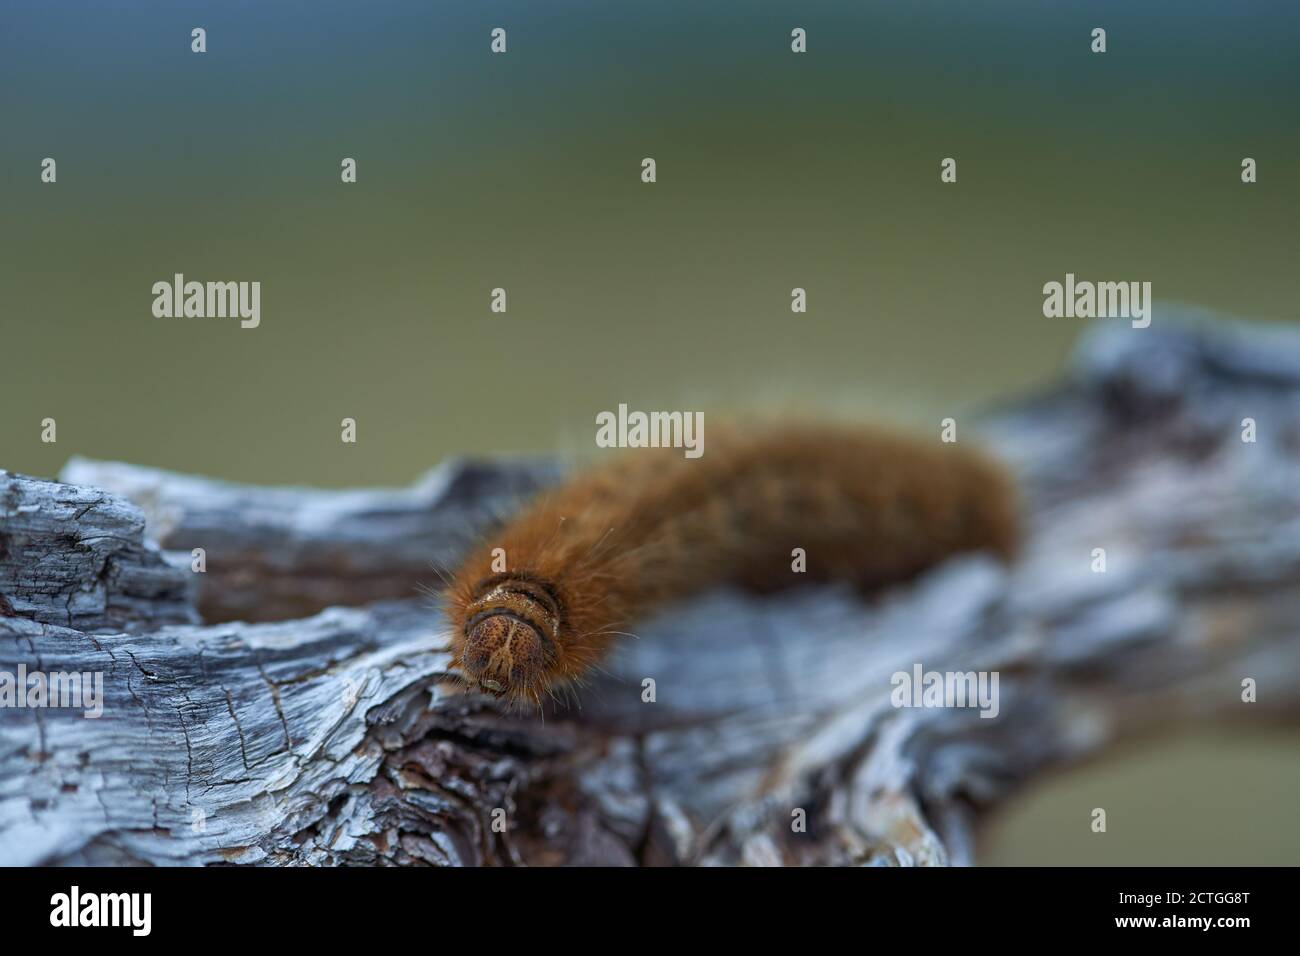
[446,421,1019,707]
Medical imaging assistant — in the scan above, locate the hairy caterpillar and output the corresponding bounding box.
[446,422,1018,708]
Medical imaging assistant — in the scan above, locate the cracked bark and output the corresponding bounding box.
[2,313,1299,866]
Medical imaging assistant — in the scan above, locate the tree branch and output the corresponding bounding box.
[3,313,1299,866]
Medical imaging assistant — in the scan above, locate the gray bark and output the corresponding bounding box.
[57,456,561,624]
[0,473,196,632]
[2,312,1299,866]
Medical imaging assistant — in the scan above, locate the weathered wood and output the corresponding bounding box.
[0,472,197,632]
[57,457,562,623]
[3,313,1299,866]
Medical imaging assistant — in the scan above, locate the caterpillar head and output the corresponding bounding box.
[456,577,560,705]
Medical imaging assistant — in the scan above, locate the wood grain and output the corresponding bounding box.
[2,313,1298,866]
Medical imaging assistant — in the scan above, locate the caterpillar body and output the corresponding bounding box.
[446,422,1019,708]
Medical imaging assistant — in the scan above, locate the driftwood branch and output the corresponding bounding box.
[56,456,560,624]
[3,313,1299,866]
[0,474,196,633]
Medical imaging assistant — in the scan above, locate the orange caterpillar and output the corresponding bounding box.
[446,422,1018,708]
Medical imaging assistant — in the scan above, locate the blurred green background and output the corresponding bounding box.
[2,0,1297,864]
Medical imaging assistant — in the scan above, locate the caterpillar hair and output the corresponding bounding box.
[446,421,1019,708]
